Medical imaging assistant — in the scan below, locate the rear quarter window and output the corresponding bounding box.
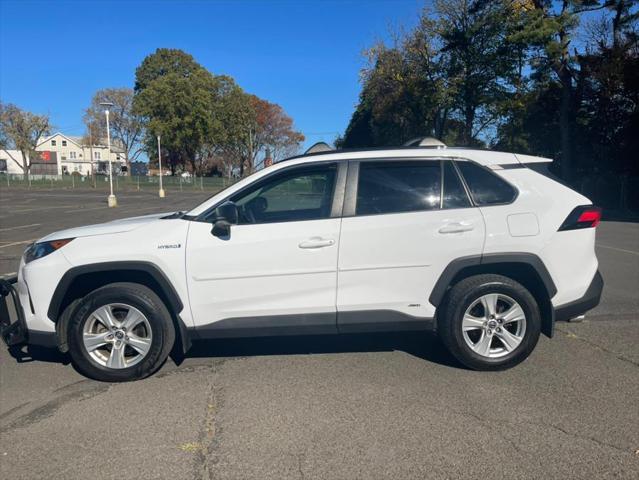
[456,161,517,205]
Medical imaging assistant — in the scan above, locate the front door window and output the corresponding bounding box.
[211,163,338,224]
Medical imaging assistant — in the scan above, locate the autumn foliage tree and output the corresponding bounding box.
[132,48,304,176]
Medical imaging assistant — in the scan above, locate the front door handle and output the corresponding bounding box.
[299,237,335,249]
[438,222,474,234]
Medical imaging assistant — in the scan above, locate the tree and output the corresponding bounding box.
[518,1,610,180]
[340,1,524,148]
[218,93,305,175]
[134,68,218,174]
[84,88,145,174]
[443,0,531,145]
[133,49,220,174]
[134,48,203,92]
[497,0,638,178]
[249,96,305,165]
[339,39,444,148]
[0,103,51,181]
[574,0,639,175]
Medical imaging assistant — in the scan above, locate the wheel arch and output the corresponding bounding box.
[49,261,190,354]
[430,253,556,338]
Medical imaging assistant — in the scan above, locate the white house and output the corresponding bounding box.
[0,149,27,174]
[36,133,127,176]
[0,133,128,177]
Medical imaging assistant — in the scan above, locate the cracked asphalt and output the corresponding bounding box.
[1,188,638,479]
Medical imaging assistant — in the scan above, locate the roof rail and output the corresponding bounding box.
[403,137,447,149]
[304,142,334,154]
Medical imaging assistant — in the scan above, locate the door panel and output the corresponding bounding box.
[337,208,485,320]
[186,218,341,329]
[185,161,345,333]
[337,159,485,324]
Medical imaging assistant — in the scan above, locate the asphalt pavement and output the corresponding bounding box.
[1,188,638,479]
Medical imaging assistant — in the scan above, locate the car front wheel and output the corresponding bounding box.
[438,274,541,370]
[67,282,175,382]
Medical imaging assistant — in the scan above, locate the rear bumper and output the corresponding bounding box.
[554,270,603,321]
[0,275,57,348]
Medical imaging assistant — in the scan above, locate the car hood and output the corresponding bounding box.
[39,212,177,242]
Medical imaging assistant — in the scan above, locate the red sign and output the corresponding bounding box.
[40,151,51,161]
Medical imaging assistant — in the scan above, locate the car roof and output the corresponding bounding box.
[279,147,552,167]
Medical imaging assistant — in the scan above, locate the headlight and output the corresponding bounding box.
[24,238,74,264]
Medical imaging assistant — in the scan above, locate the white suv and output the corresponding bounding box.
[0,140,603,381]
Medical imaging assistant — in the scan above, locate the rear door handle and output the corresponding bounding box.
[438,222,474,234]
[298,237,335,249]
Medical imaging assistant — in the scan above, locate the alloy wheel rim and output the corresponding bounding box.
[462,293,526,359]
[82,303,152,369]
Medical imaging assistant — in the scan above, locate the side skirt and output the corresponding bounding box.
[188,310,435,340]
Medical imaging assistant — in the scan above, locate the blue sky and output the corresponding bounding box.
[0,0,425,151]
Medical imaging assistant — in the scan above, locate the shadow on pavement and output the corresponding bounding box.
[7,344,70,365]
[184,331,465,369]
[4,332,464,370]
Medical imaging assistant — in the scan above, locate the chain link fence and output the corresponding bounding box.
[0,173,237,193]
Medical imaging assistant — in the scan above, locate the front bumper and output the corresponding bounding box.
[0,275,28,346]
[1,275,58,348]
[554,270,604,322]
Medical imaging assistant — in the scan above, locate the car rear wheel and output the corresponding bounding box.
[67,282,175,382]
[438,274,541,370]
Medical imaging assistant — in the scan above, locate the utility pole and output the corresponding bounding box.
[157,135,165,198]
[100,101,117,207]
[89,128,96,189]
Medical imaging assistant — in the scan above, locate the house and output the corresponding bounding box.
[35,132,127,176]
[0,149,27,174]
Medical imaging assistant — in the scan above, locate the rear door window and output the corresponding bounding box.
[356,161,441,215]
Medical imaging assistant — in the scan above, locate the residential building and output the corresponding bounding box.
[35,132,127,176]
[0,150,27,175]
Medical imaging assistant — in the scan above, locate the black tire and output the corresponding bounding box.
[67,282,175,382]
[438,274,541,371]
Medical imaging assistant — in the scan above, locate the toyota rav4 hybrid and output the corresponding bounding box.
[0,138,603,382]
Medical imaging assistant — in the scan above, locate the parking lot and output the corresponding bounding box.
[1,188,638,479]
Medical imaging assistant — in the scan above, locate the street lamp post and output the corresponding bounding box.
[100,101,117,207]
[157,135,165,198]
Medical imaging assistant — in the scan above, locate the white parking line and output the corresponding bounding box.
[0,223,41,232]
[596,244,639,256]
[64,206,109,213]
[0,239,36,249]
[9,205,76,214]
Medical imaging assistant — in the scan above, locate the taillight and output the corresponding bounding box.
[558,206,602,231]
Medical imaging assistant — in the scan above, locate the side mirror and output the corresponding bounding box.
[212,201,238,237]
